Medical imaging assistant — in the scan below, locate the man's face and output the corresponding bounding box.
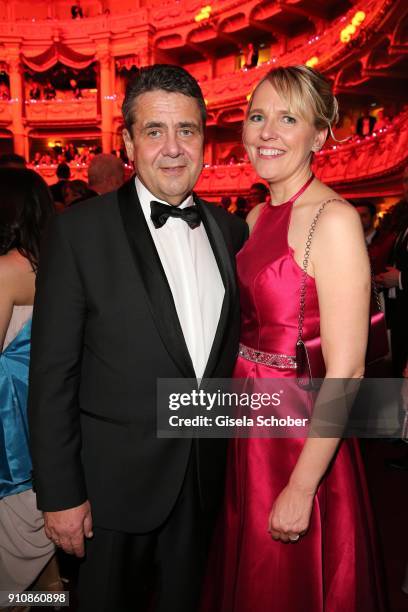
[403,167,408,202]
[123,90,204,205]
[356,206,375,232]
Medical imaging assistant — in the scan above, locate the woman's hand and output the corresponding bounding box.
[268,482,314,543]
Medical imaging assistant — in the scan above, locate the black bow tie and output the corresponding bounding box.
[150,200,201,229]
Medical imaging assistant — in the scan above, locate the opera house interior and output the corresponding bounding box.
[0,0,406,203]
[0,0,407,610]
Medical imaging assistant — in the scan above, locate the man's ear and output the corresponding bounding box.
[122,128,134,162]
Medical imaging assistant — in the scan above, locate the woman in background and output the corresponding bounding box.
[0,169,59,610]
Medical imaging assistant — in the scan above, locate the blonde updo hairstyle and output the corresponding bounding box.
[248,65,339,141]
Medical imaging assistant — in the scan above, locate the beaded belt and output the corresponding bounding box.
[238,343,297,370]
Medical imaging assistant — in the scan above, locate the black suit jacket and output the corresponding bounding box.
[389,224,408,373]
[50,180,68,204]
[28,179,248,532]
[394,227,408,294]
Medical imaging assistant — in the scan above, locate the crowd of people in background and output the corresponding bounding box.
[0,152,125,210]
[29,143,128,167]
[27,78,83,101]
[28,80,57,101]
[31,144,100,167]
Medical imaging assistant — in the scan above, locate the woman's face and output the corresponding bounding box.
[243,79,326,184]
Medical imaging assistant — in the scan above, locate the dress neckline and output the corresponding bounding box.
[269,173,315,208]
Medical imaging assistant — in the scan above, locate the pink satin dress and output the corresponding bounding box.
[203,202,386,612]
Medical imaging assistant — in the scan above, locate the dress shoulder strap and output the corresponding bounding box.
[297,197,345,344]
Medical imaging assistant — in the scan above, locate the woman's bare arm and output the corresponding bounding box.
[0,251,35,350]
[269,202,371,541]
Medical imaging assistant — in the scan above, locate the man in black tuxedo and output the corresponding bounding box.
[376,166,408,377]
[28,65,248,611]
[377,167,408,470]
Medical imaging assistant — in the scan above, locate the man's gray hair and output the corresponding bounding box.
[122,64,207,134]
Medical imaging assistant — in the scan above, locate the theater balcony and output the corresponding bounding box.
[24,97,98,124]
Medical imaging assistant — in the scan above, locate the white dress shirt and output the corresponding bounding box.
[136,177,225,379]
[365,229,376,246]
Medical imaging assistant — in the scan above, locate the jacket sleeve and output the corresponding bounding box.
[28,214,88,511]
[398,232,408,292]
[401,266,408,292]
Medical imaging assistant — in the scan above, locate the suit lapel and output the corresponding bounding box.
[117,179,195,378]
[195,195,236,379]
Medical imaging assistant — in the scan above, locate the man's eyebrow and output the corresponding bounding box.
[143,121,166,129]
[142,121,200,129]
[177,121,200,128]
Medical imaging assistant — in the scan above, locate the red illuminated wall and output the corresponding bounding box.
[0,0,407,200]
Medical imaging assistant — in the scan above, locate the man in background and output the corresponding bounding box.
[87,153,125,194]
[376,167,408,473]
[376,167,408,378]
[247,181,269,210]
[50,162,71,205]
[355,200,395,274]
[0,153,26,169]
[356,201,377,245]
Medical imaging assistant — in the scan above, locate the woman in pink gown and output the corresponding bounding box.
[203,66,386,611]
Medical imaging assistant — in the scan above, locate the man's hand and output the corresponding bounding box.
[44,500,93,557]
[375,266,400,289]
